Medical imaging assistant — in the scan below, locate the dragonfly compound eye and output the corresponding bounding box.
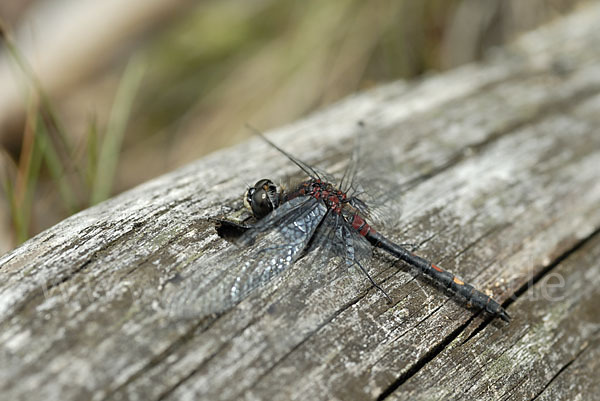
[245,179,280,219]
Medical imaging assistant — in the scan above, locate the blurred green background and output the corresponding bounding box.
[0,0,591,253]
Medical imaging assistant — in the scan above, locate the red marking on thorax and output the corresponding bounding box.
[289,180,368,224]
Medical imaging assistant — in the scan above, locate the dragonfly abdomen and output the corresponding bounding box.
[366,231,510,322]
[350,213,374,236]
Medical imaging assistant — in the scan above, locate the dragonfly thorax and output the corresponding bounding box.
[288,179,347,213]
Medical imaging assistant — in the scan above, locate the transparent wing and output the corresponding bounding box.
[335,124,407,228]
[230,196,328,303]
[346,174,409,228]
[235,196,321,246]
[307,210,374,278]
[165,196,328,319]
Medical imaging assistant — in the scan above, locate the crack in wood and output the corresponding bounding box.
[241,294,366,398]
[530,329,600,401]
[499,224,600,314]
[376,316,476,400]
[152,314,265,401]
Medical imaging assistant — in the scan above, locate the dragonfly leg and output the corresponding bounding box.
[355,260,392,302]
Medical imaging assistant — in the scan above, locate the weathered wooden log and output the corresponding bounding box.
[2,4,600,400]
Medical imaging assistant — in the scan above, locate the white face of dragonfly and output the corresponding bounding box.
[244,179,280,219]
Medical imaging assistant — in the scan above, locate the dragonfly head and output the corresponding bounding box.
[244,179,280,219]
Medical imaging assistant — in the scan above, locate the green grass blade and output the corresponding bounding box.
[91,56,146,205]
[36,119,79,214]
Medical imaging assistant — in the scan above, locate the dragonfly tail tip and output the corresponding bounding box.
[499,310,511,322]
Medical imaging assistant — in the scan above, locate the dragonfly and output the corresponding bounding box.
[175,129,510,322]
